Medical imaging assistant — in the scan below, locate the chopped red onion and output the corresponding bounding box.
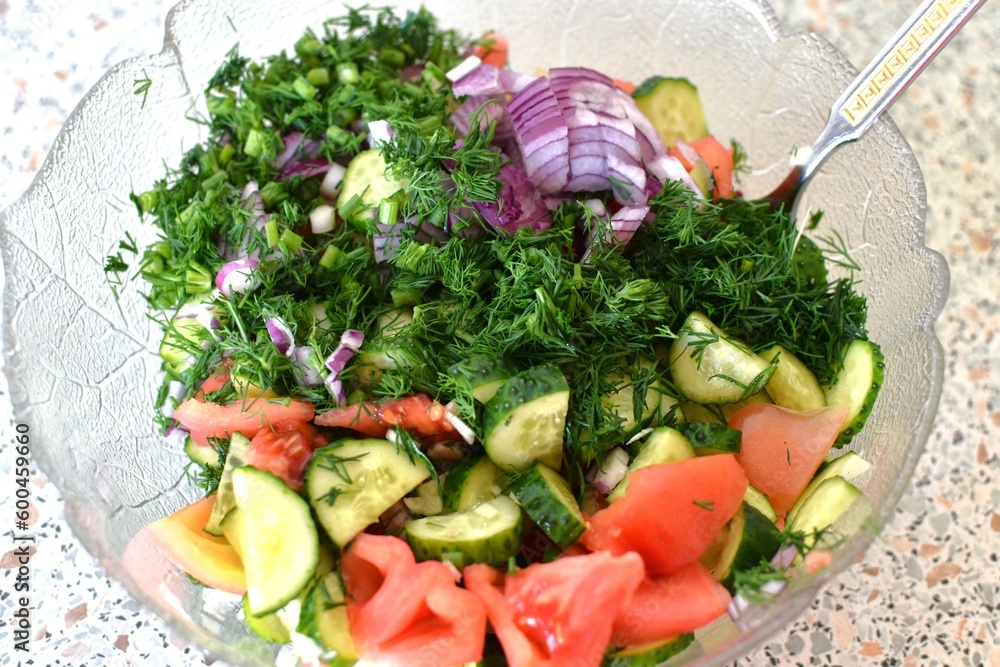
[265,317,296,356]
[646,154,703,197]
[610,205,650,244]
[367,120,395,149]
[473,162,553,233]
[508,78,569,194]
[452,63,503,97]
[309,204,337,234]
[445,55,482,82]
[291,346,324,386]
[325,329,364,373]
[240,181,265,218]
[771,545,799,569]
[581,199,607,218]
[325,374,347,405]
[625,427,654,446]
[442,405,476,444]
[590,447,630,494]
[320,163,348,200]
[216,258,261,297]
[163,423,190,449]
[175,299,223,333]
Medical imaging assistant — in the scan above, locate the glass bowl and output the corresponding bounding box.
[0,0,948,664]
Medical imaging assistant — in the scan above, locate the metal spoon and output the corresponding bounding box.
[765,0,986,216]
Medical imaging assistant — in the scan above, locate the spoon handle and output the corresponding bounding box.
[799,0,986,183]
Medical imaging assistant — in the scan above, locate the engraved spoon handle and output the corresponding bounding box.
[768,0,986,212]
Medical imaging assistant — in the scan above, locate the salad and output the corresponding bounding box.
[119,7,884,667]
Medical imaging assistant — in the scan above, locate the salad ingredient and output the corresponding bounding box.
[669,311,775,405]
[583,455,747,574]
[146,495,247,594]
[744,484,778,523]
[786,450,871,524]
[172,396,315,446]
[631,76,709,148]
[222,466,319,614]
[728,403,849,514]
[602,633,695,667]
[203,431,251,535]
[607,427,695,502]
[242,594,291,644]
[822,339,885,445]
[699,502,783,588]
[442,454,504,510]
[297,572,359,664]
[464,551,645,667]
[612,561,731,646]
[314,394,461,441]
[509,462,587,548]
[245,419,318,490]
[787,476,867,549]
[475,33,509,68]
[675,421,743,457]
[670,135,735,199]
[482,365,570,472]
[589,446,630,494]
[759,344,827,411]
[342,533,487,666]
[405,495,524,566]
[305,439,431,547]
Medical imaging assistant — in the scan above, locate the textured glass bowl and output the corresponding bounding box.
[0,0,948,665]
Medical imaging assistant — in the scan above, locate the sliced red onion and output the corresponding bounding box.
[499,69,538,94]
[442,403,476,444]
[610,205,650,245]
[771,545,799,569]
[590,447,630,494]
[450,96,515,143]
[175,298,223,333]
[373,223,403,263]
[325,374,347,405]
[581,199,607,218]
[320,163,348,199]
[508,78,570,194]
[325,329,364,373]
[163,422,190,449]
[646,153,703,197]
[452,63,503,97]
[367,120,395,149]
[216,258,260,297]
[472,162,553,233]
[265,316,296,356]
[240,181,265,218]
[445,55,482,82]
[309,204,337,234]
[291,346,324,386]
[279,158,331,180]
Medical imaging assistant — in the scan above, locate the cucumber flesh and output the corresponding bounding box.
[669,312,774,405]
[448,356,514,404]
[787,476,866,548]
[227,467,320,615]
[602,632,695,667]
[243,594,291,644]
[297,572,359,664]
[405,496,524,567]
[600,360,662,437]
[744,484,777,523]
[184,435,221,468]
[204,433,252,536]
[786,451,871,525]
[306,439,430,548]
[700,502,782,589]
[482,365,570,472]
[632,75,709,147]
[609,427,694,502]
[823,340,885,446]
[510,463,586,548]
[675,421,742,456]
[443,455,505,511]
[336,149,407,230]
[759,345,826,411]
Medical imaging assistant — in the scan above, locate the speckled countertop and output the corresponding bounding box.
[0,0,997,665]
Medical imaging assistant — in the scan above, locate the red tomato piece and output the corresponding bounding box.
[581,455,747,574]
[378,394,458,440]
[314,402,386,437]
[474,33,509,68]
[612,561,731,646]
[342,534,486,667]
[173,396,315,446]
[464,551,645,667]
[246,420,318,491]
[729,403,849,514]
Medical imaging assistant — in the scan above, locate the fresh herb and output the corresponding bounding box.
[193,437,230,495]
[133,69,152,109]
[693,499,715,511]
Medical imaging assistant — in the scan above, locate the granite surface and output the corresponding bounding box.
[0,0,997,665]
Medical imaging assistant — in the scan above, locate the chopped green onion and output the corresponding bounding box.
[265,218,280,248]
[378,197,399,225]
[378,47,406,68]
[319,244,342,270]
[280,229,303,253]
[243,128,267,158]
[200,170,227,193]
[218,143,236,165]
[135,190,158,214]
[293,76,318,100]
[185,261,213,294]
[325,125,353,148]
[336,62,360,85]
[306,67,330,86]
[206,94,235,117]
[259,182,286,207]
[295,36,323,57]
[339,193,364,221]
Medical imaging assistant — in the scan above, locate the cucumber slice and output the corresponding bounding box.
[204,433,252,536]
[443,455,505,511]
[306,439,431,547]
[632,74,709,147]
[184,435,221,468]
[297,572,359,665]
[700,502,782,589]
[227,467,319,615]
[601,360,663,438]
[336,149,408,230]
[669,312,775,405]
[510,463,586,548]
[823,339,885,445]
[792,235,828,287]
[482,364,570,472]
[675,421,742,456]
[159,293,225,375]
[608,427,694,502]
[602,633,695,667]
[405,495,524,567]
[759,345,826,411]
[243,594,291,644]
[744,484,777,523]
[447,356,513,404]
[786,451,871,525]
[787,476,866,548]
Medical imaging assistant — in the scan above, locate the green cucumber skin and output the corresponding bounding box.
[826,340,885,447]
[448,356,513,404]
[721,502,783,591]
[184,436,221,468]
[675,421,742,456]
[442,454,504,511]
[204,433,252,536]
[482,364,569,433]
[787,451,871,524]
[242,594,290,645]
[405,496,524,567]
[510,464,586,549]
[602,633,695,667]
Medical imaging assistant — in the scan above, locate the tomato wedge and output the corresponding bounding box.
[729,403,849,514]
[612,561,731,646]
[341,534,486,667]
[246,420,318,491]
[464,551,644,667]
[582,455,747,574]
[173,396,315,446]
[314,394,460,441]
